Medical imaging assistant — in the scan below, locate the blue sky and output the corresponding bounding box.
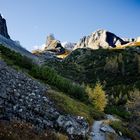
[0,0,140,51]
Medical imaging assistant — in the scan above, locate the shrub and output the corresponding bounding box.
[30,65,88,102]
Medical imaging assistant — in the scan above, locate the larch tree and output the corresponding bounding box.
[86,82,107,111]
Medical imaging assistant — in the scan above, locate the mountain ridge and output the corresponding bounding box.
[32,29,140,60]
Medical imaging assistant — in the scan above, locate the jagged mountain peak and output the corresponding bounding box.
[44,34,63,52]
[74,29,126,50]
[0,13,10,39]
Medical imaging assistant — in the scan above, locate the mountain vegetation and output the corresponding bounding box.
[45,47,140,106]
[44,47,140,139]
[0,44,104,123]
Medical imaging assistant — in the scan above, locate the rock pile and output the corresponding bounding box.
[0,60,89,138]
[57,115,88,136]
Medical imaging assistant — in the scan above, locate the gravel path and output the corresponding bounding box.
[91,121,105,140]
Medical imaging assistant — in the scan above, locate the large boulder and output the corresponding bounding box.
[74,29,127,50]
[0,14,10,39]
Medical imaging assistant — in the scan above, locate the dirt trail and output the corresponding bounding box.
[91,120,106,140]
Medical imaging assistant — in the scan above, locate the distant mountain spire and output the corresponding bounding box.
[0,13,2,19]
[0,13,10,39]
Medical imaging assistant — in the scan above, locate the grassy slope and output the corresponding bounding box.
[46,89,104,124]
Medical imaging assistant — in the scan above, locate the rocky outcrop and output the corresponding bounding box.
[62,42,76,51]
[0,60,89,138]
[57,115,88,137]
[32,34,67,62]
[45,34,65,54]
[74,29,127,50]
[0,14,10,39]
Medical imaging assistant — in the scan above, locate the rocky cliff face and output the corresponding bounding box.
[45,34,65,54]
[0,14,41,65]
[74,29,127,50]
[32,34,66,62]
[0,14,10,39]
[0,60,89,138]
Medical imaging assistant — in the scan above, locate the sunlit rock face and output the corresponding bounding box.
[0,14,10,39]
[44,34,65,54]
[135,36,140,42]
[74,29,127,50]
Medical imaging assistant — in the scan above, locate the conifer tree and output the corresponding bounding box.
[86,82,107,111]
